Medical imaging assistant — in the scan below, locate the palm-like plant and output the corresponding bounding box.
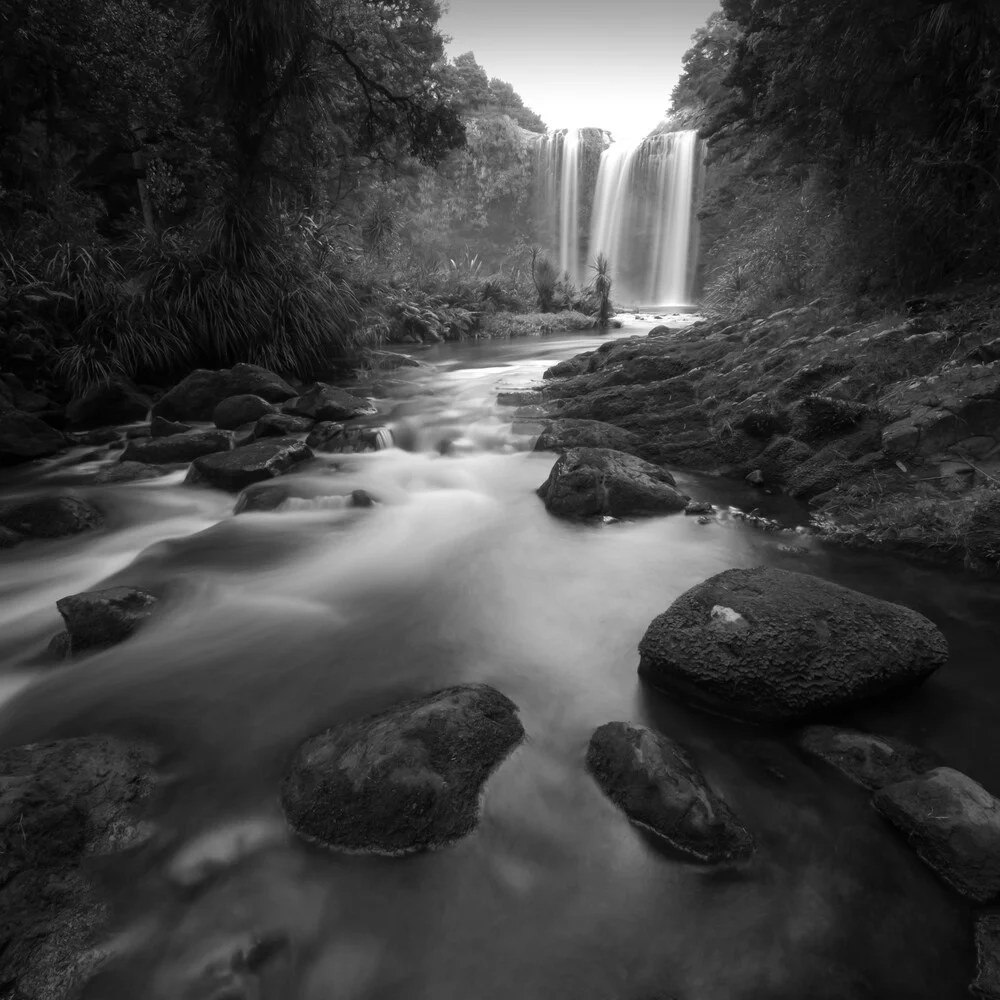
[590,253,613,328]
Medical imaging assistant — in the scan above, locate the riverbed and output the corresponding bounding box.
[2,315,998,999]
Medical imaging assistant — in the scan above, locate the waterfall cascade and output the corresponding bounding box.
[531,128,704,306]
[589,130,704,306]
[532,129,583,284]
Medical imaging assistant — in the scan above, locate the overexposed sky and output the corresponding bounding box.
[440,0,721,143]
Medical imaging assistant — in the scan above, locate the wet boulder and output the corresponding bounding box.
[94,462,167,484]
[55,586,158,653]
[152,365,297,422]
[121,429,234,465]
[282,384,377,423]
[281,684,524,854]
[253,413,313,438]
[973,914,1000,1000]
[0,496,103,546]
[536,447,688,519]
[150,416,191,437]
[212,394,277,430]
[0,410,66,463]
[306,422,391,453]
[66,380,150,429]
[638,567,948,725]
[187,437,313,491]
[497,389,544,407]
[873,768,1000,902]
[533,418,641,456]
[797,726,942,791]
[586,722,753,863]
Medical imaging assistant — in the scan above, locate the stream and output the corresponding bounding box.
[2,315,999,999]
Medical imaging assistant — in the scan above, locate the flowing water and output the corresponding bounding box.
[2,316,999,999]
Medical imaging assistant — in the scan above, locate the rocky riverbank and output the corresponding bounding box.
[523,286,1000,571]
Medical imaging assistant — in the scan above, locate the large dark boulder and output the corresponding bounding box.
[0,496,103,546]
[152,365,297,422]
[0,374,54,413]
[0,411,66,463]
[280,684,523,854]
[536,447,688,519]
[282,384,377,422]
[533,418,641,456]
[66,380,150,429]
[306,422,392,453]
[55,587,158,653]
[638,567,948,725]
[187,437,313,491]
[874,768,1000,902]
[212,394,277,430]
[797,726,942,791]
[121,429,234,465]
[586,722,753,863]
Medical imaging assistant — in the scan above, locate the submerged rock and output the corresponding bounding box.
[121,429,234,465]
[973,914,1000,1000]
[496,389,543,407]
[188,437,313,491]
[536,447,688,519]
[281,684,524,854]
[638,567,948,725]
[152,365,297,422]
[0,736,155,1000]
[282,384,377,422]
[306,421,391,453]
[533,418,641,456]
[56,586,158,653]
[797,726,942,790]
[212,394,277,430]
[94,462,167,484]
[874,768,1000,902]
[150,416,191,437]
[66,380,150,429]
[586,722,753,862]
[0,410,66,463]
[0,496,103,546]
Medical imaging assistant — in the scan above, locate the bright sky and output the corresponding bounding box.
[440,0,721,144]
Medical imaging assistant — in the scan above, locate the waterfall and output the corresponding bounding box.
[532,129,583,284]
[588,130,704,306]
[558,130,581,286]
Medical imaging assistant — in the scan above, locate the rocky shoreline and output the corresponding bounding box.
[519,287,1000,572]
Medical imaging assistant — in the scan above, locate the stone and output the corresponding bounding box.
[586,722,753,863]
[874,768,1000,902]
[973,914,1000,999]
[232,483,291,513]
[0,737,155,1000]
[212,394,277,430]
[93,462,167,484]
[150,416,191,437]
[638,567,948,725]
[0,374,53,413]
[797,726,942,790]
[685,500,714,515]
[253,413,312,438]
[121,429,234,464]
[306,422,392,453]
[350,489,375,508]
[282,384,377,422]
[0,496,103,546]
[648,325,674,337]
[70,428,121,446]
[533,418,641,456]
[187,437,313,491]
[66,380,150,429]
[56,587,158,652]
[496,389,543,407]
[281,684,523,854]
[124,425,150,439]
[536,447,688,519]
[152,364,297,422]
[745,469,765,485]
[0,410,66,463]
[789,395,868,442]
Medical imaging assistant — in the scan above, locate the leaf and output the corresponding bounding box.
[895,460,908,473]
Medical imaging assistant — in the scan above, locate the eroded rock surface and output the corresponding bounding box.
[188,437,313,491]
[282,385,376,423]
[873,767,1000,902]
[533,418,641,456]
[0,411,66,463]
[586,722,753,862]
[0,496,103,547]
[55,586,158,653]
[152,365,297,422]
[121,430,234,465]
[281,684,523,854]
[638,567,947,724]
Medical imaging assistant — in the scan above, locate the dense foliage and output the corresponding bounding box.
[671,1,1000,315]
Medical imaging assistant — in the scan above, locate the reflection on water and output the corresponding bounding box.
[0,316,992,998]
